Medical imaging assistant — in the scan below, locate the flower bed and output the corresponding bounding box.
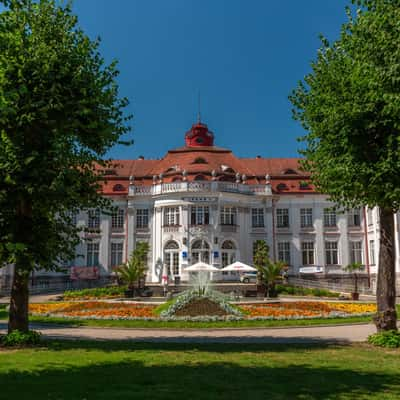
[240,301,376,319]
[29,302,156,319]
[29,300,376,321]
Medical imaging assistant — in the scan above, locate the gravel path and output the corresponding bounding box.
[0,321,378,344]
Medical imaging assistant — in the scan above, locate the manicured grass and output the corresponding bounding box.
[28,314,374,329]
[0,341,399,399]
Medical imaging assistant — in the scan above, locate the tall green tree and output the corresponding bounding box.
[290,0,399,331]
[0,0,131,332]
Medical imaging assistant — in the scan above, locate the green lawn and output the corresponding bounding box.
[0,341,399,399]
[29,314,374,328]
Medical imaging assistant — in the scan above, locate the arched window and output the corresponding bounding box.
[165,240,179,250]
[222,240,236,250]
[164,241,179,276]
[192,157,208,164]
[191,239,210,263]
[277,183,288,191]
[221,240,237,269]
[113,184,125,192]
[194,174,207,181]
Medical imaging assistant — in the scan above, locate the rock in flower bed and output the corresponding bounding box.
[159,290,242,318]
[29,299,376,321]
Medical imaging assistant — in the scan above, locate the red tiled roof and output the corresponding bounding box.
[95,122,316,195]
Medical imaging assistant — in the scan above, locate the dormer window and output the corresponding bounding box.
[113,184,125,192]
[221,165,235,173]
[283,169,297,175]
[192,157,208,164]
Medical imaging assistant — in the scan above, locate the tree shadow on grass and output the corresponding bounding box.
[0,360,399,400]
[42,339,348,354]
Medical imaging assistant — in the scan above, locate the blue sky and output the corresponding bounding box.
[10,1,354,159]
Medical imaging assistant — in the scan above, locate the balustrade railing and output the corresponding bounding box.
[129,181,270,196]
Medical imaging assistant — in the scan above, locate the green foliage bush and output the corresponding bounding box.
[63,286,126,300]
[1,330,42,347]
[276,285,339,298]
[368,330,400,348]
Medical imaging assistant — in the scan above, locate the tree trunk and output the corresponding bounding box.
[8,259,30,333]
[373,208,397,331]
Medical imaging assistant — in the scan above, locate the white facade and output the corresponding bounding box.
[67,183,400,284]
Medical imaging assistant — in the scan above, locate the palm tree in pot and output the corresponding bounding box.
[343,262,364,300]
[116,242,149,297]
[257,260,286,298]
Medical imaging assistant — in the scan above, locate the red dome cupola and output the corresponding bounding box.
[185,122,214,147]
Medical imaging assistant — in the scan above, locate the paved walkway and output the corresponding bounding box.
[0,321,379,344]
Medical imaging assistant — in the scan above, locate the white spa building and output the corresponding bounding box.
[1,121,399,291]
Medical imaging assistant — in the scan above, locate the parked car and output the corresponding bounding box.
[240,271,257,283]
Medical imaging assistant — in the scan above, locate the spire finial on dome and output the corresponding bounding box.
[197,91,201,123]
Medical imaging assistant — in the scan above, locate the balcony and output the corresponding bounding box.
[163,225,181,233]
[220,224,238,233]
[129,181,271,197]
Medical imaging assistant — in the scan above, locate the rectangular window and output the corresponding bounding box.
[323,208,337,227]
[136,209,149,228]
[252,208,264,228]
[86,242,99,266]
[276,208,289,228]
[278,242,291,265]
[325,241,338,265]
[164,207,180,226]
[190,206,210,225]
[220,207,237,225]
[111,242,123,266]
[112,208,125,229]
[301,241,314,265]
[369,240,375,265]
[88,209,100,229]
[300,208,313,228]
[348,208,361,227]
[350,241,363,264]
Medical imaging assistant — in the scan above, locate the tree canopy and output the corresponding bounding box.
[0,0,131,331]
[290,0,399,331]
[290,0,400,211]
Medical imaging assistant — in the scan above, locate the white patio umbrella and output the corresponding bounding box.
[221,261,257,272]
[185,261,219,272]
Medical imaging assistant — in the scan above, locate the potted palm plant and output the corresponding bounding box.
[343,262,364,300]
[116,242,149,297]
[257,260,286,298]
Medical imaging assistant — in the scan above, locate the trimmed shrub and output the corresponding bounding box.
[63,286,126,300]
[1,330,42,347]
[276,285,339,298]
[368,330,400,348]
